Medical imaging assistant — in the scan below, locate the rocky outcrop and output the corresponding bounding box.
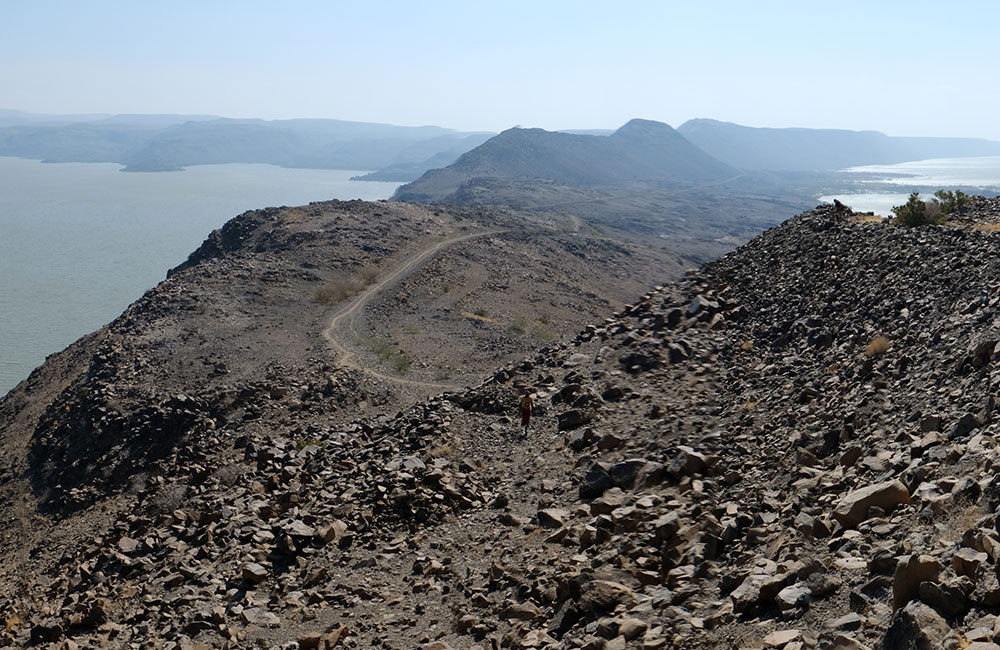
[9,199,1000,648]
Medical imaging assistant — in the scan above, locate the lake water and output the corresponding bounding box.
[819,155,1000,216]
[0,157,400,395]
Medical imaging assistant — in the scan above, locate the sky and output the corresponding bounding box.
[2,1,999,139]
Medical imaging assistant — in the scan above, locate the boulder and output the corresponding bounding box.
[950,412,980,438]
[537,508,569,528]
[893,555,941,610]
[117,536,140,554]
[826,636,869,650]
[578,580,636,615]
[953,547,988,579]
[580,463,614,499]
[730,572,791,614]
[833,480,910,528]
[667,446,708,478]
[763,630,801,648]
[559,409,594,431]
[918,579,967,616]
[609,459,656,488]
[243,562,269,585]
[502,601,541,621]
[776,584,811,611]
[881,601,952,649]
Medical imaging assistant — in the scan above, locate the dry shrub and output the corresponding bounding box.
[935,502,986,548]
[5,614,22,633]
[461,310,500,325]
[429,443,454,458]
[866,335,891,358]
[313,270,377,305]
[313,277,365,305]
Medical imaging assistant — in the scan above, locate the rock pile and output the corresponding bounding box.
[7,198,1000,648]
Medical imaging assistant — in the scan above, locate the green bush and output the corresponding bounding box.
[892,189,970,227]
[892,192,945,227]
[933,189,969,217]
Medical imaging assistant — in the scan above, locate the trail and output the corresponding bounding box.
[322,229,504,391]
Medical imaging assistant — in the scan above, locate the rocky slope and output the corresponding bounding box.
[7,198,1000,649]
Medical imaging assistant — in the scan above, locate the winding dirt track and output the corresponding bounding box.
[322,229,504,391]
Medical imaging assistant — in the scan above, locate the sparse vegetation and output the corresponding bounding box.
[848,214,883,224]
[891,192,943,227]
[433,365,454,380]
[934,189,969,217]
[313,270,378,305]
[429,442,454,458]
[507,315,529,336]
[473,307,488,318]
[365,337,412,374]
[531,323,557,341]
[390,353,412,373]
[866,335,891,357]
[891,190,968,227]
[462,310,500,325]
[504,314,558,341]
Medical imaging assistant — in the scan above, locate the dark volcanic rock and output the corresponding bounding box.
[11,199,1000,649]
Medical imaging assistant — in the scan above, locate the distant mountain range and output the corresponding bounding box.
[4,109,1000,179]
[677,118,1000,171]
[0,110,494,173]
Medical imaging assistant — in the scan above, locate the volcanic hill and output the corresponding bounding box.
[7,198,1000,649]
[394,119,815,263]
[393,119,737,203]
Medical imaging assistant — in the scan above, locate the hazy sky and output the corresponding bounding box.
[2,1,998,139]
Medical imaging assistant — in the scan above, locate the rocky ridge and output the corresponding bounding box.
[7,198,1000,649]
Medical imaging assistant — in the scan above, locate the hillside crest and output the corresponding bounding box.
[7,198,1000,647]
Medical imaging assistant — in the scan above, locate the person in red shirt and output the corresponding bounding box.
[519,388,534,439]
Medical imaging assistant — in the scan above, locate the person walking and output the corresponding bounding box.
[519,388,534,439]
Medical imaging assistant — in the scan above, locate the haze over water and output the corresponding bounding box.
[0,157,400,395]
[820,156,1000,216]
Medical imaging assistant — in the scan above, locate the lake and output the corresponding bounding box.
[0,157,400,395]
[819,155,1000,216]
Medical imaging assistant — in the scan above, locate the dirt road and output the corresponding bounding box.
[322,229,504,390]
